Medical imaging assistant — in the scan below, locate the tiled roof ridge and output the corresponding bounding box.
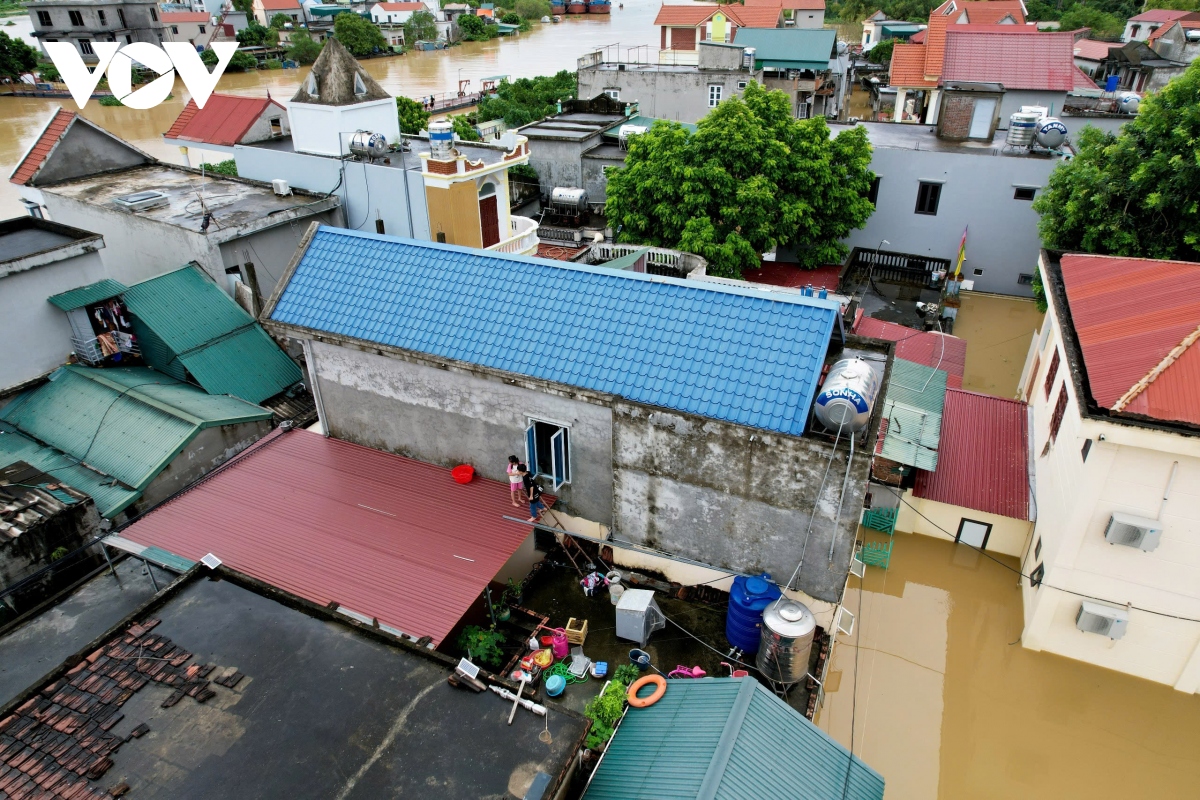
[1112,323,1200,412]
[10,107,75,186]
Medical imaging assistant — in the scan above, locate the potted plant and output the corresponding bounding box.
[583,672,632,754]
[503,577,526,607]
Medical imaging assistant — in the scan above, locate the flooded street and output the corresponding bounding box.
[955,293,1045,398]
[818,531,1200,799]
[0,1,661,216]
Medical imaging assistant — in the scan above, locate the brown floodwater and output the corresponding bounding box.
[954,292,1045,399]
[817,530,1200,800]
[0,1,661,217]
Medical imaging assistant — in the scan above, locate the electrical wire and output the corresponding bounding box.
[840,573,864,800]
[661,613,758,671]
[783,426,844,592]
[888,487,1200,624]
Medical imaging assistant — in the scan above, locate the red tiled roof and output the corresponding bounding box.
[1128,9,1200,23]
[956,1,1023,24]
[1058,254,1200,426]
[654,4,718,26]
[913,389,1031,520]
[942,28,1078,90]
[723,4,783,26]
[164,94,284,147]
[161,11,211,22]
[744,0,825,9]
[889,42,937,87]
[1072,38,1115,61]
[909,29,926,43]
[924,1,1025,77]
[376,1,427,9]
[119,429,540,647]
[10,107,74,186]
[854,317,967,388]
[653,3,775,27]
[260,0,301,9]
[1074,65,1097,90]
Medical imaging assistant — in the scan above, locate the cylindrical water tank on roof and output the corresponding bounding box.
[1006,112,1039,147]
[1118,92,1141,114]
[813,357,881,434]
[349,131,388,160]
[757,599,816,684]
[726,574,781,654]
[1035,118,1068,149]
[550,187,588,212]
[428,119,454,160]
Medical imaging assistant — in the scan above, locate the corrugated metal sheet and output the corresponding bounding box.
[585,679,884,800]
[913,388,1030,520]
[879,359,947,471]
[122,265,302,403]
[733,28,836,70]
[10,108,73,186]
[270,228,839,436]
[1058,254,1200,426]
[854,317,966,388]
[942,28,1078,91]
[46,279,128,311]
[0,366,269,494]
[118,429,537,646]
[1073,39,1115,61]
[0,424,140,517]
[130,320,189,381]
[165,95,285,147]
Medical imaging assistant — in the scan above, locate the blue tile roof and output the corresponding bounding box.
[270,228,840,436]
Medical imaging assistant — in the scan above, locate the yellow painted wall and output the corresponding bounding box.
[425,180,482,249]
[896,491,1033,558]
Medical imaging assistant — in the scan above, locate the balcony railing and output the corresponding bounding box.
[488,215,539,255]
[72,333,139,365]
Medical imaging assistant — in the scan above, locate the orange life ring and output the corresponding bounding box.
[626,674,667,708]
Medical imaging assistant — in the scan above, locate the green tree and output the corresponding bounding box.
[1058,6,1124,40]
[476,70,576,126]
[0,31,38,79]
[515,0,551,16]
[205,48,260,71]
[501,11,520,23]
[237,21,279,47]
[404,9,439,44]
[867,38,894,65]
[450,113,481,141]
[269,12,292,28]
[200,159,238,176]
[605,82,875,279]
[396,95,430,133]
[36,60,60,82]
[231,0,253,12]
[334,13,388,56]
[1151,0,1200,9]
[286,28,323,63]
[457,13,497,40]
[1033,61,1200,262]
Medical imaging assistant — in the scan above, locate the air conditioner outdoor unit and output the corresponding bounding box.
[272,179,292,196]
[1075,601,1129,639]
[1104,511,1162,552]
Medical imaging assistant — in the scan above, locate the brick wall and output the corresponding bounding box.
[939,95,975,139]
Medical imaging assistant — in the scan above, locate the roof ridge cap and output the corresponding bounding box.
[1112,323,1200,412]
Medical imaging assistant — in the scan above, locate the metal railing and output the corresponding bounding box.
[488,215,540,255]
[584,243,706,277]
[71,333,140,365]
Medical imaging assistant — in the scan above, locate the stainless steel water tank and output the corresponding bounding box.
[550,187,589,212]
[756,599,816,683]
[813,357,881,434]
[428,119,454,160]
[1005,112,1039,147]
[349,131,388,160]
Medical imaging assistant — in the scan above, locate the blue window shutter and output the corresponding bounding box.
[525,423,537,474]
[550,428,566,490]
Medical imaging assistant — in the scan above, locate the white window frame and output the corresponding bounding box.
[525,416,572,489]
[604,88,620,100]
[737,80,747,90]
[79,38,94,55]
[708,84,723,108]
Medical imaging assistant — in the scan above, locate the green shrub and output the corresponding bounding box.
[457,625,506,666]
[264,58,283,69]
[98,95,122,106]
[200,159,238,177]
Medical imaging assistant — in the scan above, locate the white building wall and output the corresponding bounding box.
[287,99,402,157]
[1019,256,1200,691]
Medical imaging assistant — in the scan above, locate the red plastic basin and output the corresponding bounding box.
[451,465,475,484]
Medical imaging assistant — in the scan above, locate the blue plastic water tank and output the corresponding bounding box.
[726,573,781,653]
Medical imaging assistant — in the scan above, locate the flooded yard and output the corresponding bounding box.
[954,292,1045,398]
[817,531,1200,800]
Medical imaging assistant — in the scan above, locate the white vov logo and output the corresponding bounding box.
[44,42,238,110]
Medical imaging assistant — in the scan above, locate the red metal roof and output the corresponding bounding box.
[913,389,1031,520]
[161,11,211,21]
[853,317,967,389]
[118,429,539,646]
[1074,65,1097,90]
[722,4,783,27]
[10,108,74,186]
[1058,253,1200,426]
[164,94,285,147]
[942,27,1078,90]
[1129,9,1200,23]
[744,0,825,10]
[744,262,841,290]
[1072,38,1114,61]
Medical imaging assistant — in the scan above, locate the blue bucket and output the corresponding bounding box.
[629,649,650,670]
[545,674,566,696]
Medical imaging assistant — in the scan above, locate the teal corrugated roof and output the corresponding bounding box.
[0,424,140,517]
[0,366,270,496]
[46,279,127,311]
[603,247,652,272]
[623,115,698,134]
[585,679,884,800]
[121,265,302,404]
[733,28,838,71]
[879,359,947,471]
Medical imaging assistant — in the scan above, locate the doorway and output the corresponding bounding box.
[956,518,992,550]
[479,182,500,248]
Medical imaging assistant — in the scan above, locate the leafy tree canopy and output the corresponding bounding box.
[200,159,238,176]
[1033,61,1200,261]
[404,9,439,44]
[450,113,481,141]
[867,38,894,64]
[476,70,576,126]
[205,48,260,71]
[231,0,253,13]
[606,82,875,279]
[1150,0,1200,10]
[36,60,60,82]
[286,28,323,64]
[514,0,552,18]
[501,11,520,23]
[396,95,431,134]
[457,12,498,39]
[1057,5,1125,39]
[333,13,388,56]
[0,31,38,80]
[269,13,292,28]
[237,21,279,47]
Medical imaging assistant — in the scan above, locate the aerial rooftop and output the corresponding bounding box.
[852,120,1072,158]
[0,217,102,278]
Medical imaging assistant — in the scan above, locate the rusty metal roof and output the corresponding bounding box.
[913,388,1031,520]
[117,429,537,646]
[1058,253,1200,426]
[853,317,966,388]
[163,94,286,147]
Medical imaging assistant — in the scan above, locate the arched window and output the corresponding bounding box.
[479,181,497,198]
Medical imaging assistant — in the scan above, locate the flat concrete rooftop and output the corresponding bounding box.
[0,217,101,266]
[44,165,339,235]
[246,133,516,168]
[854,120,1067,158]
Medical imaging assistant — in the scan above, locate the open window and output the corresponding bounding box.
[525,419,570,489]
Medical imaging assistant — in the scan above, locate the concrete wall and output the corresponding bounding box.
[307,342,615,524]
[896,491,1033,558]
[234,144,429,242]
[219,220,337,303]
[577,66,753,124]
[32,124,149,187]
[1020,264,1200,692]
[425,180,483,248]
[581,151,625,202]
[611,401,868,603]
[994,90,1069,128]
[844,143,1061,297]
[1,248,107,392]
[287,100,401,157]
[525,137,603,197]
[139,420,272,510]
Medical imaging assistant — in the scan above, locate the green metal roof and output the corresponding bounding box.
[120,265,302,404]
[585,678,885,800]
[622,115,698,134]
[0,366,270,502]
[46,279,128,311]
[733,28,838,71]
[603,247,652,272]
[0,423,141,517]
[879,358,947,471]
